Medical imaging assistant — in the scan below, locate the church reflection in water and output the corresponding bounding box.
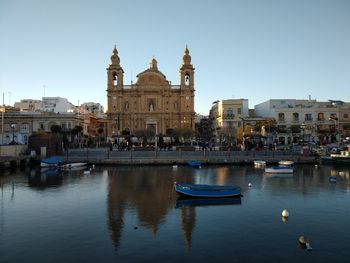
[106,166,241,249]
[107,166,178,249]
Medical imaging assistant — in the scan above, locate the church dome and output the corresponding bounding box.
[136,57,169,86]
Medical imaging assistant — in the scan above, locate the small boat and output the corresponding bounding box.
[278,160,294,166]
[187,160,203,168]
[59,162,88,170]
[41,156,63,167]
[254,160,266,168]
[176,197,241,208]
[330,151,350,164]
[174,182,241,198]
[265,166,294,174]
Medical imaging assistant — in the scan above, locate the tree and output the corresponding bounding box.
[50,124,62,134]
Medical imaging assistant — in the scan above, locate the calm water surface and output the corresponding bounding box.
[0,164,349,263]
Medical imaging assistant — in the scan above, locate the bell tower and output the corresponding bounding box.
[180,45,194,89]
[107,45,124,91]
[179,46,195,130]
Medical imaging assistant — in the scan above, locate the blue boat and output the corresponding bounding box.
[174,182,241,198]
[187,160,203,168]
[176,197,241,207]
[41,156,63,167]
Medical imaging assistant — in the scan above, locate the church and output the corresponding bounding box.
[106,46,195,137]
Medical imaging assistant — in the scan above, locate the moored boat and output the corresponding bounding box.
[59,162,88,170]
[187,160,203,168]
[330,151,350,164]
[41,156,63,167]
[174,182,241,198]
[278,160,294,166]
[265,166,293,174]
[254,160,266,168]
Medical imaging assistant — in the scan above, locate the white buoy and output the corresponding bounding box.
[92,164,95,169]
[314,165,318,168]
[83,170,90,175]
[248,183,252,187]
[339,171,345,176]
[172,165,178,170]
[282,209,289,218]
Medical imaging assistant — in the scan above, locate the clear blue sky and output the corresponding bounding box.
[1,0,350,115]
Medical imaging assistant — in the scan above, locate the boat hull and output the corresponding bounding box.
[59,163,88,170]
[265,167,293,174]
[174,182,241,198]
[187,160,202,168]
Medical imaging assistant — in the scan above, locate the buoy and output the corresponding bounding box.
[298,235,306,245]
[314,165,318,168]
[172,165,178,170]
[248,183,252,187]
[299,236,312,251]
[282,209,289,218]
[83,170,90,175]
[92,164,95,169]
[339,171,345,176]
[329,176,337,182]
[199,166,202,169]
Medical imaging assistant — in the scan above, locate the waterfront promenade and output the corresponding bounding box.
[61,148,319,165]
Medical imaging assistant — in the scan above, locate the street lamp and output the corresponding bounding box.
[10,124,15,144]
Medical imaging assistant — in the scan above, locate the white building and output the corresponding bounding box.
[42,97,74,113]
[255,99,350,145]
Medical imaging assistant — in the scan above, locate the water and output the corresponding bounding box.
[1,165,350,263]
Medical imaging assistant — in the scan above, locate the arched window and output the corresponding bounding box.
[185,73,190,86]
[113,72,118,86]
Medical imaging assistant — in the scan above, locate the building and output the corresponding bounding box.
[0,111,84,145]
[80,102,105,118]
[209,99,249,141]
[14,99,42,112]
[255,99,350,145]
[42,97,74,113]
[106,46,195,137]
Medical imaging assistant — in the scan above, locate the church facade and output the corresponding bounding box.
[106,46,195,137]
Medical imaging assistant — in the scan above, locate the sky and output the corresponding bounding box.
[1,0,350,115]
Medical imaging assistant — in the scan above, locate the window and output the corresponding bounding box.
[344,113,349,119]
[293,113,299,122]
[237,108,242,114]
[185,73,190,86]
[124,101,129,111]
[20,123,29,133]
[113,72,118,86]
[237,121,241,127]
[318,113,325,121]
[278,113,285,122]
[305,113,312,121]
[40,122,44,130]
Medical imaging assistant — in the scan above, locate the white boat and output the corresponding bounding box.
[278,160,294,166]
[254,160,266,168]
[59,162,88,170]
[265,166,293,174]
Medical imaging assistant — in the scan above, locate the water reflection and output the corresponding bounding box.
[107,166,175,249]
